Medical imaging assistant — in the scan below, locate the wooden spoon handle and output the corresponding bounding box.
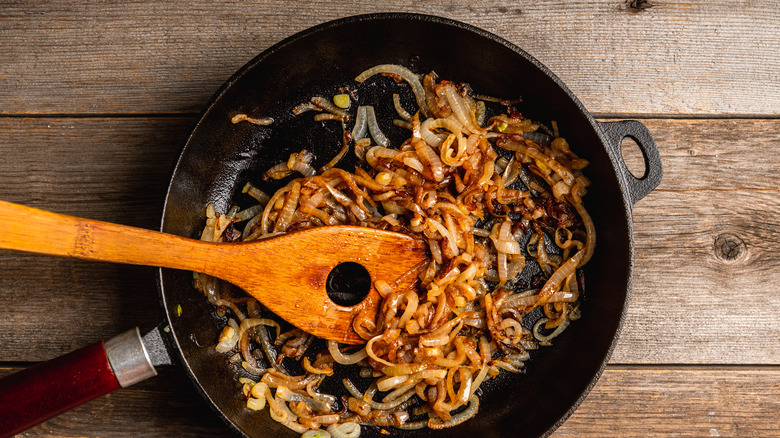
[0,200,430,344]
[0,200,220,272]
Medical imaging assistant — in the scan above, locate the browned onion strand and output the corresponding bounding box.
[195,64,595,437]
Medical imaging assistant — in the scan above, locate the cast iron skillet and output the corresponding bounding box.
[159,13,662,438]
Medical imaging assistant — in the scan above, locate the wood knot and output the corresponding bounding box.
[713,233,746,262]
[626,0,653,11]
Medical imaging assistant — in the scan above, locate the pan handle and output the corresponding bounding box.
[598,120,663,206]
[0,328,157,438]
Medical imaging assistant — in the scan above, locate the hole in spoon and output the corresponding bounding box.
[326,262,371,306]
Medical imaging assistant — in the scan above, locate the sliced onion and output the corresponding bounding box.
[442,84,478,133]
[413,140,445,182]
[311,96,351,121]
[352,106,368,140]
[398,420,428,431]
[263,161,293,180]
[290,161,317,177]
[215,318,240,353]
[394,119,412,130]
[239,317,281,339]
[364,106,389,147]
[262,372,317,390]
[273,181,302,232]
[382,381,417,403]
[419,117,448,147]
[365,387,416,410]
[242,361,269,376]
[426,218,459,258]
[376,375,408,392]
[259,183,293,235]
[440,135,466,167]
[341,378,364,399]
[523,131,552,145]
[255,323,285,373]
[496,252,508,285]
[533,316,571,342]
[400,154,424,173]
[200,66,599,435]
[355,64,430,118]
[365,336,396,367]
[552,180,570,200]
[493,239,522,254]
[241,182,270,204]
[536,248,585,306]
[276,385,333,412]
[327,422,360,438]
[501,156,520,187]
[327,341,368,365]
[301,430,331,438]
[365,145,398,168]
[247,396,267,411]
[572,200,596,266]
[231,114,273,125]
[293,102,318,115]
[397,290,419,329]
[306,381,338,407]
[303,356,333,376]
[393,93,413,121]
[502,290,576,308]
[381,363,426,376]
[428,395,479,429]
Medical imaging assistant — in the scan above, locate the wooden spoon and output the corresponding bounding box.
[0,200,429,344]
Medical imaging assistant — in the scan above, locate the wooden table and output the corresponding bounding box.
[1,2,778,436]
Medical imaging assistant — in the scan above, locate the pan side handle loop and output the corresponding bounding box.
[599,120,663,206]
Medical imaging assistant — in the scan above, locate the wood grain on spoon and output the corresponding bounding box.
[0,200,429,344]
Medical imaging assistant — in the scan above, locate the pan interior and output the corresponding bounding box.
[161,13,633,438]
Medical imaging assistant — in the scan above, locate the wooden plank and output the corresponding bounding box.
[0,1,778,116]
[0,117,190,361]
[617,118,780,192]
[554,366,780,437]
[0,253,163,362]
[3,365,777,437]
[0,117,190,219]
[610,119,780,363]
[1,118,778,364]
[611,189,780,364]
[3,117,777,203]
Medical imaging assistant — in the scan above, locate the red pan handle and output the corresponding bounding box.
[0,328,157,438]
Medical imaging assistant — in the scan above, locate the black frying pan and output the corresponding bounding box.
[159,12,661,438]
[0,12,661,438]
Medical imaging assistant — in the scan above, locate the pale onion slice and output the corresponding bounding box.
[355,64,430,119]
[327,422,360,438]
[327,340,368,365]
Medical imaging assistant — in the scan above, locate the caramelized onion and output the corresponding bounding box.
[428,395,479,430]
[200,64,595,436]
